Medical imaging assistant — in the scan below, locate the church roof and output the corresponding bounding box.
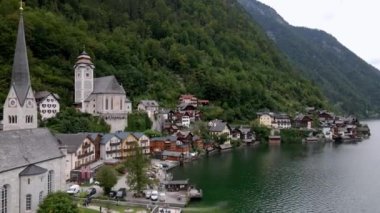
[55,133,90,154]
[0,128,64,174]
[19,164,47,176]
[11,13,31,106]
[93,75,125,94]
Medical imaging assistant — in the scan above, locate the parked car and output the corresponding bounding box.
[145,190,152,199]
[109,190,117,198]
[67,184,80,195]
[159,192,166,202]
[150,190,158,201]
[116,188,127,200]
[87,187,96,197]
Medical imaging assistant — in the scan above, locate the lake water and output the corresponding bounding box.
[172,120,380,212]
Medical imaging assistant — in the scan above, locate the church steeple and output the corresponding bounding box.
[2,3,38,131]
[11,4,31,106]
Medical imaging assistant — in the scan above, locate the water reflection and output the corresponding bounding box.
[173,121,380,212]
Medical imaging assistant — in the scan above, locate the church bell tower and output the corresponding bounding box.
[74,51,94,111]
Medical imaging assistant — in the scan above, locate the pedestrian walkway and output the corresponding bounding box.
[84,205,148,213]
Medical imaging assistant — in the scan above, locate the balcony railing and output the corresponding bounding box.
[77,150,94,158]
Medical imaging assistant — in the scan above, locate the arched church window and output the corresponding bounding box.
[15,116,17,123]
[8,116,11,124]
[111,97,114,110]
[1,185,9,213]
[105,98,109,110]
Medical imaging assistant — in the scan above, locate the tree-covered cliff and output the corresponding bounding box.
[238,0,380,118]
[0,0,327,122]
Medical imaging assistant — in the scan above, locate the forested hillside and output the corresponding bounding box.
[0,0,327,122]
[238,0,380,118]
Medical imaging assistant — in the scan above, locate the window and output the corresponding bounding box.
[105,98,109,110]
[26,194,31,210]
[1,185,9,213]
[86,72,90,77]
[111,97,114,110]
[120,97,123,110]
[39,191,43,204]
[27,178,30,184]
[42,104,46,108]
[47,170,54,194]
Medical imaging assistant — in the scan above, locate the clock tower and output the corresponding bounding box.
[2,7,37,131]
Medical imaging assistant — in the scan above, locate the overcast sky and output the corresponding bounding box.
[257,0,380,70]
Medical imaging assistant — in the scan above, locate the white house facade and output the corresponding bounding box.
[35,91,60,120]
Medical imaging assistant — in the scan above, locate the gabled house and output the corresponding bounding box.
[293,113,313,129]
[99,133,122,162]
[56,133,101,180]
[150,136,190,161]
[34,91,60,120]
[132,132,150,155]
[318,111,335,122]
[257,111,274,128]
[272,113,291,129]
[231,126,255,143]
[99,131,150,163]
[208,119,231,144]
[137,100,159,120]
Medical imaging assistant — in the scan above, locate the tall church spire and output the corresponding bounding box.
[11,3,31,106]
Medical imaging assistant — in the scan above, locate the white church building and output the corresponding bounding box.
[74,51,132,132]
[0,7,66,213]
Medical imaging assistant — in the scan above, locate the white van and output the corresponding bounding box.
[67,184,80,195]
[150,190,158,201]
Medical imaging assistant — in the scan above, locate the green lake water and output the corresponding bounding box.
[172,120,380,212]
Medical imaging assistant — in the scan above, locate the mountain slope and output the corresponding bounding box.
[238,0,380,117]
[0,0,327,122]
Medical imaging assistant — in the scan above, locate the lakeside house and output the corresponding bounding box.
[231,125,256,143]
[208,119,231,143]
[257,110,291,129]
[150,136,190,161]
